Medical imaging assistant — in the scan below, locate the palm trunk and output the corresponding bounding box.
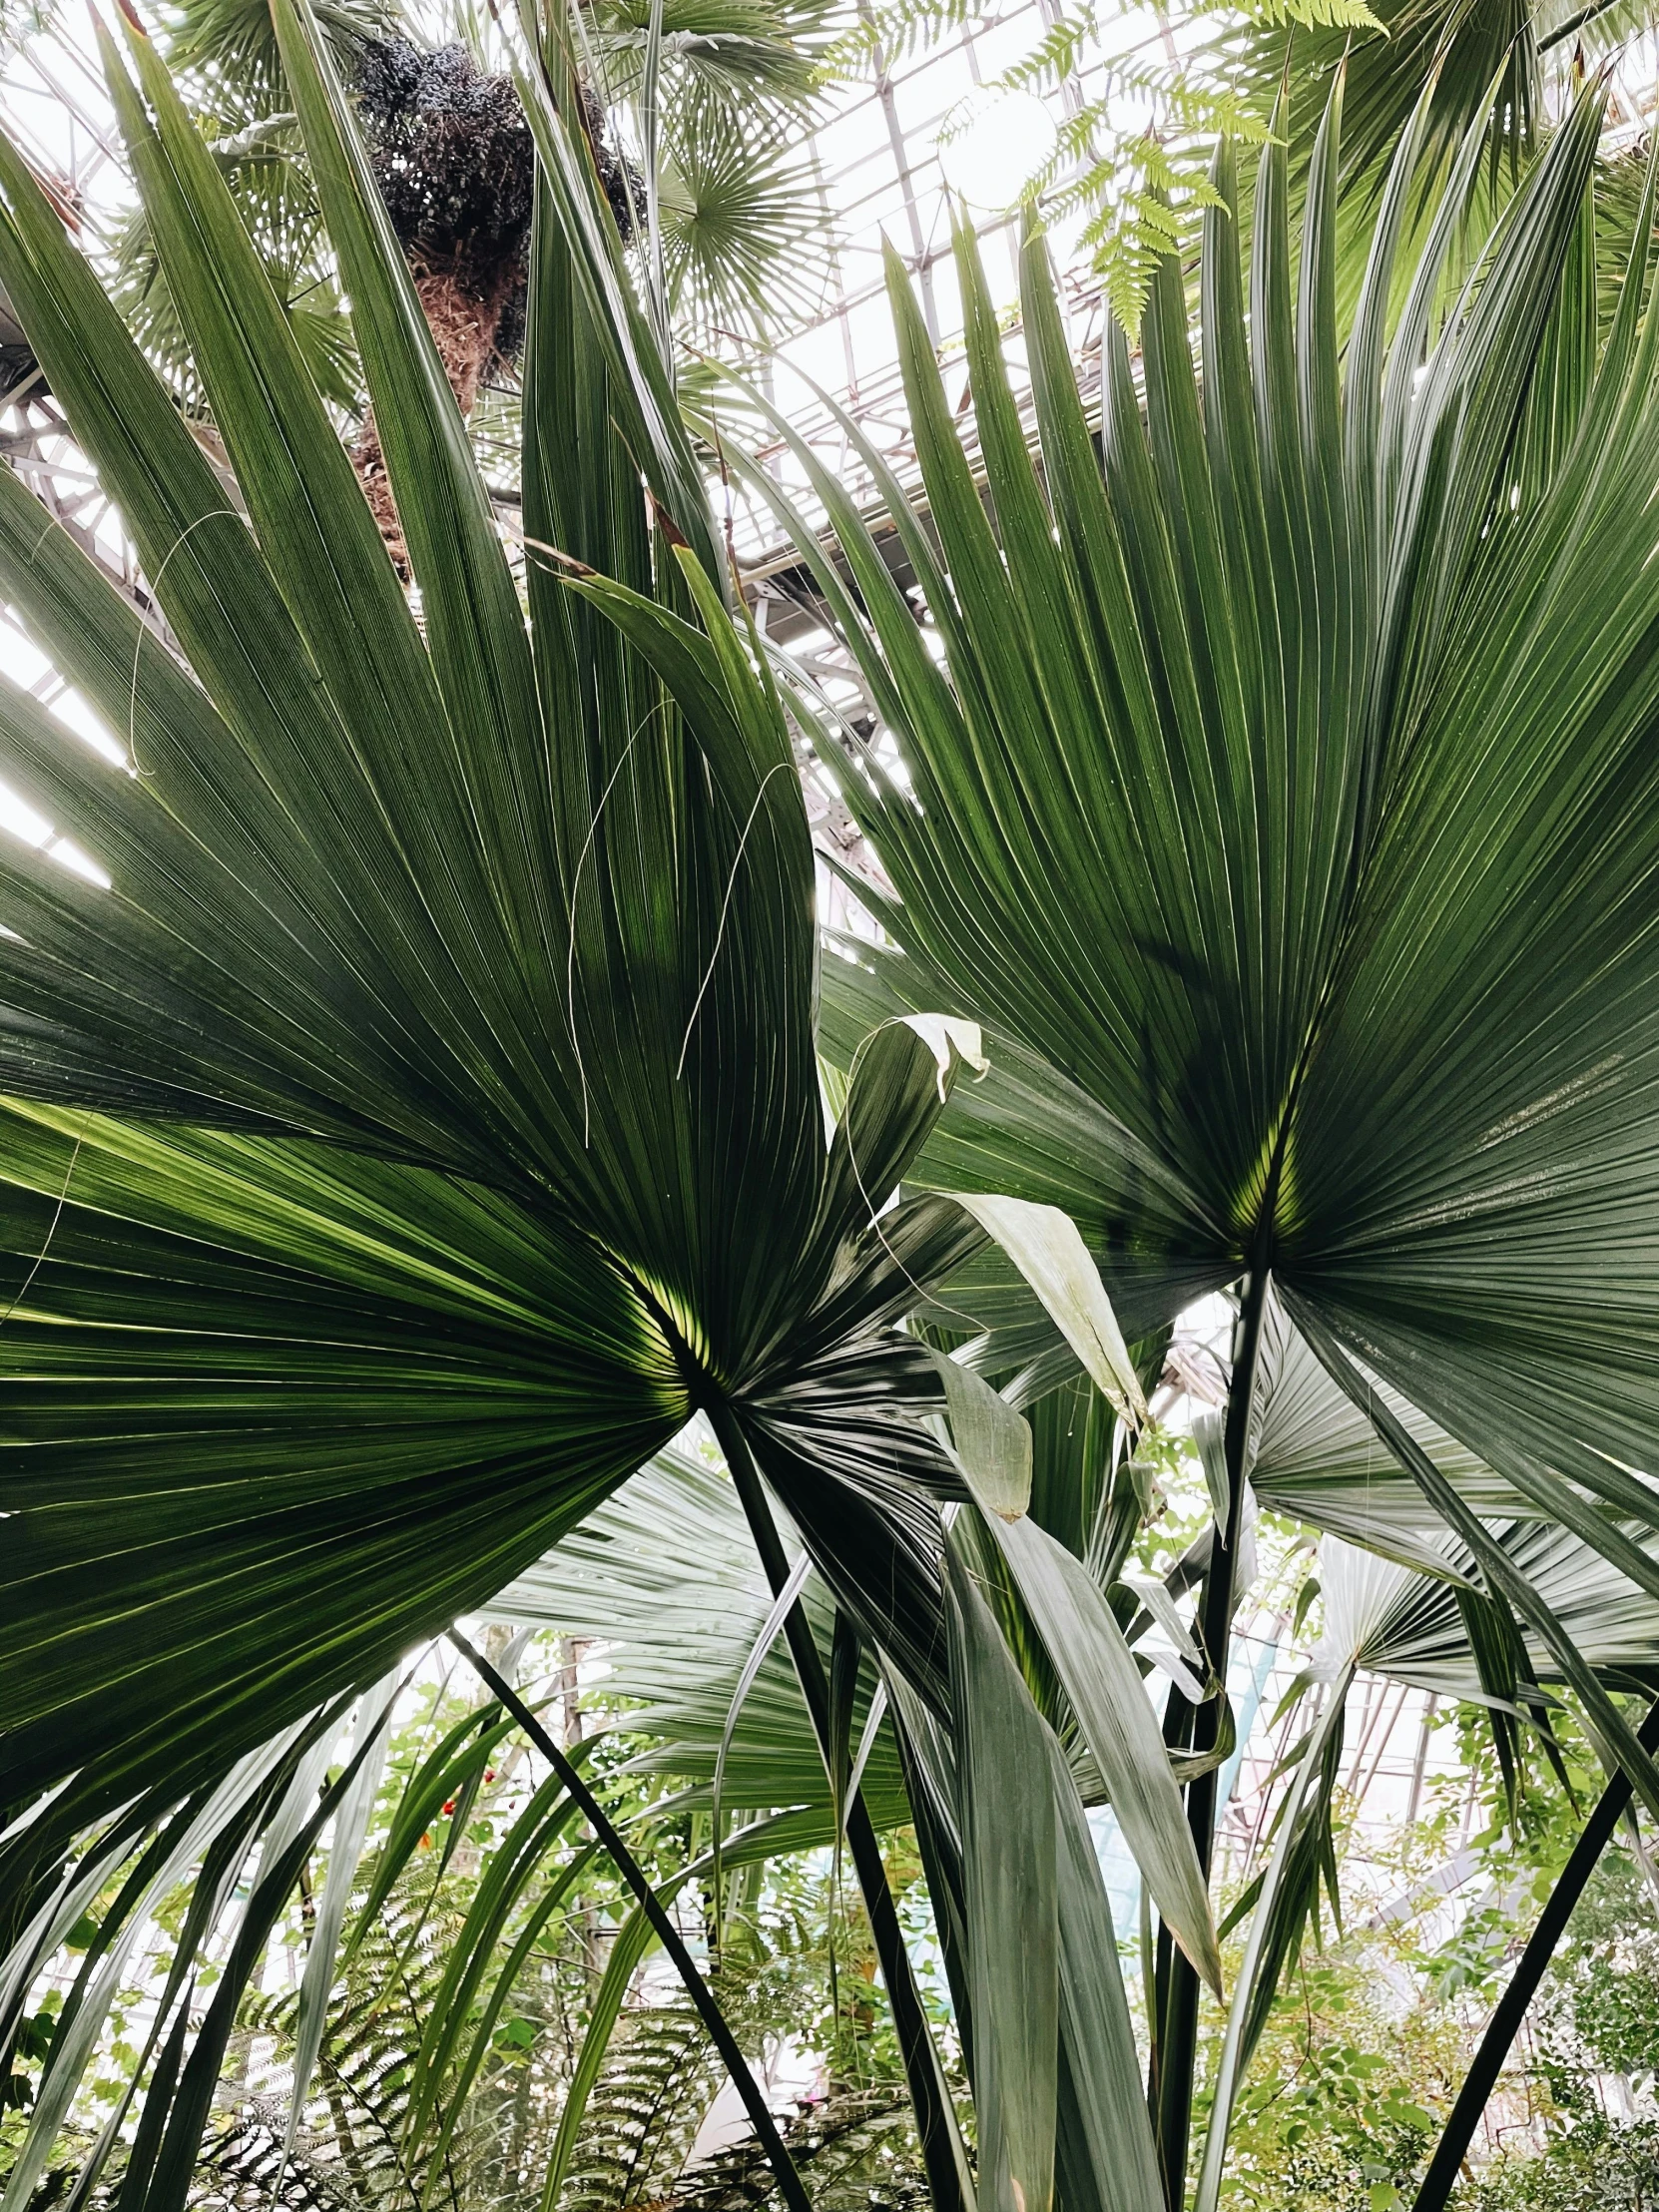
[353,262,505,575]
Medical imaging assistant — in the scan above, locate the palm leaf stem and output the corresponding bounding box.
[1538,3,1615,50]
[1152,1258,1273,2210]
[1193,1677,1340,2212]
[444,1631,812,2212]
[1410,1690,1659,2212]
[707,1405,971,2212]
[1145,1692,1196,2190]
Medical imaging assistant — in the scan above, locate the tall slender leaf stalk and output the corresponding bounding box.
[446,1631,815,2212]
[1154,1261,1271,2206]
[708,1405,973,2212]
[1410,1692,1659,2211]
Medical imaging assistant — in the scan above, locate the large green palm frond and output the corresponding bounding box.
[1243,0,1659,217]
[818,934,1232,1350]
[1247,1292,1536,1569]
[1317,1522,1659,1696]
[0,1108,667,1839]
[580,0,840,115]
[160,0,395,115]
[1240,0,1539,208]
[681,79,1659,1788]
[492,1367,1160,1831]
[0,0,981,1925]
[1249,1302,1659,1691]
[1231,0,1659,350]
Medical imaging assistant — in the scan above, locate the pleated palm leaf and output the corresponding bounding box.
[750,76,1659,1775]
[655,94,832,340]
[1246,1291,1538,1570]
[0,0,987,1996]
[0,11,1225,2210]
[1314,1522,1659,1696]
[482,1359,1218,2212]
[1230,0,1659,363]
[634,67,1659,2199]
[490,1447,914,1823]
[1243,0,1655,221]
[1243,0,1538,217]
[1247,1297,1659,1772]
[491,1363,1151,1830]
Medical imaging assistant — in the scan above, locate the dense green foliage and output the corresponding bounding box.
[11,0,1659,2205]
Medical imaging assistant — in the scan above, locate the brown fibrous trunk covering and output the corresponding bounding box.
[353,259,514,578]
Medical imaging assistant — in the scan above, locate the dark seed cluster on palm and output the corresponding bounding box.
[353,39,533,359]
[343,34,645,562]
[352,38,642,373]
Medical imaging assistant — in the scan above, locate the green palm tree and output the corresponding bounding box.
[96,0,833,565]
[251,0,827,328]
[635,58,1659,2206]
[0,9,1219,2211]
[8,0,1659,2194]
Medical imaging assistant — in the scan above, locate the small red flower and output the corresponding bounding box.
[441,1798,457,1815]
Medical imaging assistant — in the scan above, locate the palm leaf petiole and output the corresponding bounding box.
[1154,1258,1273,2208]
[1410,1690,1659,2212]
[446,1631,814,2212]
[706,1405,972,2212]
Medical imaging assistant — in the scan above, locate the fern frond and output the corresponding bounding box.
[676,2088,927,2212]
[192,2096,355,2212]
[1240,0,1381,29]
[564,1999,721,2212]
[822,0,970,69]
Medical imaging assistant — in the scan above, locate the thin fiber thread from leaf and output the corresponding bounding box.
[677,758,796,1076]
[125,509,245,778]
[0,1128,82,1329]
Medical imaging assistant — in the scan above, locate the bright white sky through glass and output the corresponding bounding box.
[0,0,1224,573]
[1,4,1658,614]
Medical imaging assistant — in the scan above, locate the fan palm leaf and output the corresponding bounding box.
[490,1446,912,1821]
[160,0,394,109]
[1252,1321,1659,1701]
[696,77,1659,1776]
[1247,1290,1536,1568]
[0,0,984,1958]
[580,0,839,115]
[488,1375,1176,1834]
[1242,0,1539,207]
[1240,0,1658,228]
[1314,1524,1659,1696]
[656,93,832,338]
